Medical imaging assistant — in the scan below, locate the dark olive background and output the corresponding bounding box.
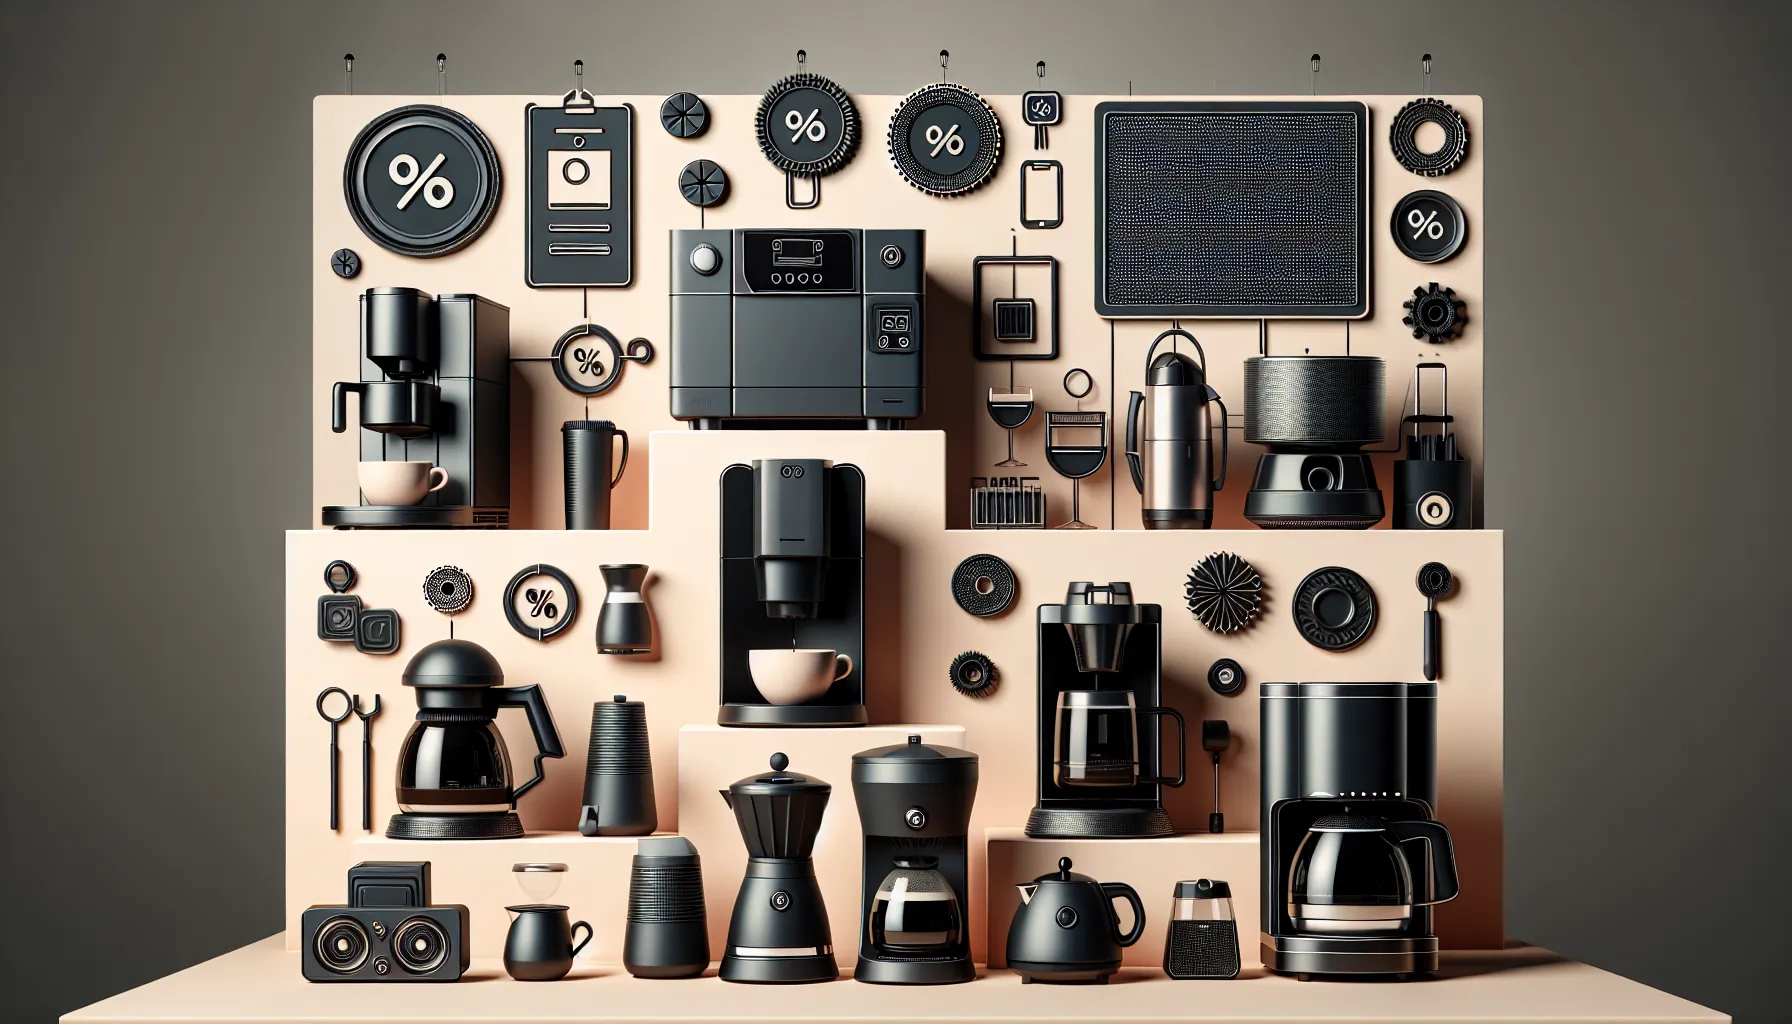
[2,1,1785,1021]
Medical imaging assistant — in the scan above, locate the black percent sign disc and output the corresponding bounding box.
[756,73,860,177]
[551,322,654,397]
[344,105,501,258]
[1392,190,1466,264]
[504,564,579,642]
[889,83,1002,197]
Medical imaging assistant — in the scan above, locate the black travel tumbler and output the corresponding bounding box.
[562,420,628,529]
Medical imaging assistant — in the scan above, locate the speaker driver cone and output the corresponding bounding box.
[314,916,371,975]
[393,916,450,974]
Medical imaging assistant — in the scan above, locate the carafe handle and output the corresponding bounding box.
[610,428,630,487]
[492,684,566,803]
[1137,706,1186,788]
[331,382,363,433]
[1208,390,1229,493]
[1388,819,1461,905]
[1101,882,1147,948]
[570,920,593,958]
[1124,391,1145,494]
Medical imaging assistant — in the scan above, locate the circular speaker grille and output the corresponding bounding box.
[1243,357,1385,448]
[314,916,370,975]
[951,554,1016,617]
[1292,566,1377,651]
[393,916,450,974]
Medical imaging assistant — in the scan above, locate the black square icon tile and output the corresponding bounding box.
[354,608,401,655]
[318,595,362,642]
[994,298,1036,341]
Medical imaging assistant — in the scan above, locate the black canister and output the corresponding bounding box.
[579,696,657,837]
[596,563,652,654]
[1163,878,1240,979]
[562,420,629,529]
[624,836,710,978]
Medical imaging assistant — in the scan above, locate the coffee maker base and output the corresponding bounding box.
[385,811,524,840]
[719,952,839,984]
[322,505,509,529]
[1024,806,1174,839]
[1010,958,1121,985]
[1263,935,1439,979]
[719,703,869,728]
[853,955,976,985]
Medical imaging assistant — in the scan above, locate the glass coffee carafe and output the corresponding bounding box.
[1053,690,1185,788]
[867,856,962,959]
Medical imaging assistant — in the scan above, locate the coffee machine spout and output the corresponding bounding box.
[719,789,734,810]
[1016,882,1039,906]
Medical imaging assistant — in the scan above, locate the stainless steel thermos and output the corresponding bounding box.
[1125,330,1228,529]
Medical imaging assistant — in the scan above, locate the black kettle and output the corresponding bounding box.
[386,639,566,840]
[1288,814,1460,936]
[1006,857,1144,984]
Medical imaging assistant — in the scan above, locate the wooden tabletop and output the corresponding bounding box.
[63,934,1726,1024]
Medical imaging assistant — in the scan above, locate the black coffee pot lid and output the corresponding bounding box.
[1311,814,1387,832]
[726,752,831,796]
[562,419,617,430]
[853,733,977,763]
[402,638,503,687]
[1147,348,1205,387]
[1174,878,1231,899]
[1031,856,1094,884]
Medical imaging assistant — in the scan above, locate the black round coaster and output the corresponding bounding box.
[343,105,501,257]
[1390,98,1469,177]
[1292,566,1378,651]
[952,554,1017,617]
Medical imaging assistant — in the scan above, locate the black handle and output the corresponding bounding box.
[492,684,566,803]
[1423,608,1441,681]
[1209,391,1229,493]
[570,921,593,958]
[1137,706,1186,788]
[328,725,339,831]
[1124,391,1145,494]
[1102,882,1147,948]
[331,382,362,433]
[1388,819,1461,905]
[610,428,631,487]
[360,727,372,831]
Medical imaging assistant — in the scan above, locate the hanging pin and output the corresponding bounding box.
[797,48,806,72]
[574,59,583,91]
[1030,60,1059,151]
[1422,52,1433,92]
[343,54,354,96]
[437,53,447,95]
[1037,60,1046,79]
[1310,53,1321,95]
[940,49,950,82]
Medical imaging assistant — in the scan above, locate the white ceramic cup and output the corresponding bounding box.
[748,649,853,706]
[358,461,449,505]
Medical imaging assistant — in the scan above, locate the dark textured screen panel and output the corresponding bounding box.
[1097,103,1367,317]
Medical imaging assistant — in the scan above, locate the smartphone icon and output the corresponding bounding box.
[1021,160,1063,230]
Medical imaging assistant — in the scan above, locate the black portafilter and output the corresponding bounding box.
[1203,720,1231,834]
[579,696,657,837]
[624,836,709,979]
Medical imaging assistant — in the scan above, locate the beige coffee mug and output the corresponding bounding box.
[747,649,853,706]
[358,461,449,505]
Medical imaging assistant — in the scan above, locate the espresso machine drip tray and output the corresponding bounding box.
[1024,806,1173,839]
[323,505,498,528]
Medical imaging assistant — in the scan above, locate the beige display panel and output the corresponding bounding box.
[312,94,1483,531]
[287,429,1503,963]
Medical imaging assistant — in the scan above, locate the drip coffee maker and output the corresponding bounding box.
[324,287,511,527]
[386,639,565,840]
[1027,583,1182,838]
[851,735,979,985]
[718,753,837,983]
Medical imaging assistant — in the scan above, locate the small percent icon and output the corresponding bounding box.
[388,152,454,210]
[1407,208,1444,241]
[573,346,604,377]
[925,122,965,158]
[785,108,827,144]
[525,587,558,620]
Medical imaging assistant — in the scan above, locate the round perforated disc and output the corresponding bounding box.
[952,554,1016,617]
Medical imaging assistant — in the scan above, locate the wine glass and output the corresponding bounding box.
[1045,411,1108,530]
[987,386,1036,467]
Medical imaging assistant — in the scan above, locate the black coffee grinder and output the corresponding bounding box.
[719,753,837,983]
[324,287,511,528]
[851,735,979,985]
[1260,682,1460,978]
[386,639,565,840]
[1026,583,1183,838]
[718,459,866,726]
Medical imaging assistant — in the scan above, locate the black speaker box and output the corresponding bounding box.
[300,905,470,982]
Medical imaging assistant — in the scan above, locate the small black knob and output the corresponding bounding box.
[613,694,627,702]
[1058,856,1072,877]
[1055,907,1078,929]
[770,752,789,771]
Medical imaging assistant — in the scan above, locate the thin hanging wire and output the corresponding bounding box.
[343,54,354,95]
[940,49,950,83]
[1422,53,1432,93]
[436,53,447,95]
[1310,54,1320,95]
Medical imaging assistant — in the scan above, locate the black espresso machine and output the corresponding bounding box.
[669,229,925,429]
[1260,682,1460,979]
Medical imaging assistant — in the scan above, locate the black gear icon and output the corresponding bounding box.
[1403,282,1467,341]
[948,651,999,698]
[755,73,860,177]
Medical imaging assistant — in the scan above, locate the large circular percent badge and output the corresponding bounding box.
[756,73,860,178]
[343,105,501,258]
[888,83,1002,197]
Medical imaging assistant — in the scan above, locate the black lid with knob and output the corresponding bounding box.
[402,638,504,687]
[1173,878,1232,900]
[725,752,832,796]
[852,733,979,786]
[1032,856,1095,884]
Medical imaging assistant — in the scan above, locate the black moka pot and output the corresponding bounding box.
[387,639,566,840]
